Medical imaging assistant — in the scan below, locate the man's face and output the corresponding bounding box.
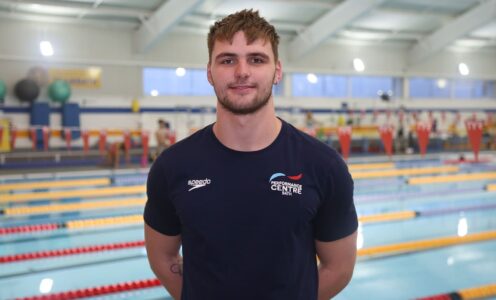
[207,31,282,115]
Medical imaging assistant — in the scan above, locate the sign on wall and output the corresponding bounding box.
[49,67,102,89]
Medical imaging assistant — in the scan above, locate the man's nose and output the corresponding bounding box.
[235,61,250,79]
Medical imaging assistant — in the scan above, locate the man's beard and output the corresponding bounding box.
[214,75,275,115]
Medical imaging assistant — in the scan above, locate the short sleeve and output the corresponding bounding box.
[313,155,358,242]
[143,158,182,236]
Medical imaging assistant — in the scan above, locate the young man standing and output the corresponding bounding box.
[144,9,358,300]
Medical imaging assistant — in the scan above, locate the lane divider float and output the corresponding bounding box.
[352,166,459,179]
[408,172,496,185]
[416,282,496,300]
[0,185,146,203]
[0,178,110,192]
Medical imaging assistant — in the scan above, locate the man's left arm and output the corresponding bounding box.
[316,230,357,300]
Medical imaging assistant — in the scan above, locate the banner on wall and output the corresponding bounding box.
[48,67,102,89]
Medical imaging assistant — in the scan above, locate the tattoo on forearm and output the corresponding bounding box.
[170,263,183,276]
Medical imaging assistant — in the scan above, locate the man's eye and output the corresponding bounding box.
[251,57,265,64]
[221,59,234,64]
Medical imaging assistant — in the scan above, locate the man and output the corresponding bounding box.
[144,9,358,300]
[154,119,171,160]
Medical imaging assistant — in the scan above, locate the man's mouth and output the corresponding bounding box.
[230,84,255,88]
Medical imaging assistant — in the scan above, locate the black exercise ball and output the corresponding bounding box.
[14,78,40,102]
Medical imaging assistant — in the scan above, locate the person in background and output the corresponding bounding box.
[154,119,171,160]
[144,9,358,300]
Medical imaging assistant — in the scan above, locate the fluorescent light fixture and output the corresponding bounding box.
[353,58,365,72]
[150,89,159,97]
[437,79,447,89]
[176,67,186,77]
[306,73,318,84]
[458,63,469,76]
[39,278,53,294]
[40,41,54,56]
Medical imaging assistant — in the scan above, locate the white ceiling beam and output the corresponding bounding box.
[287,0,386,61]
[134,0,204,54]
[408,0,496,65]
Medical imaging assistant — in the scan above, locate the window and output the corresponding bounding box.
[143,68,214,96]
[143,67,284,97]
[351,76,402,99]
[409,77,451,98]
[453,79,495,99]
[409,77,496,99]
[291,73,348,97]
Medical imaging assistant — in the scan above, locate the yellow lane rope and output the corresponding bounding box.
[5,209,416,231]
[66,214,143,229]
[408,172,496,185]
[459,283,496,299]
[486,184,496,192]
[0,185,146,203]
[351,165,459,179]
[348,162,395,171]
[358,210,417,223]
[3,198,146,215]
[358,230,496,258]
[0,178,110,192]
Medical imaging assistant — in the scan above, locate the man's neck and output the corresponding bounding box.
[213,103,282,152]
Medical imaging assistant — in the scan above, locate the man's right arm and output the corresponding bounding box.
[144,223,183,300]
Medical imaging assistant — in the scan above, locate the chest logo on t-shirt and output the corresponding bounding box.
[269,173,303,196]
[188,178,211,191]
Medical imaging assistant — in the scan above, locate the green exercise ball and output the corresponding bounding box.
[0,80,6,102]
[48,80,71,103]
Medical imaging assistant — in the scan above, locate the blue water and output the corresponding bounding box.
[0,157,495,300]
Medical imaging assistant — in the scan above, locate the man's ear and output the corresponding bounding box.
[274,60,282,84]
[207,62,213,86]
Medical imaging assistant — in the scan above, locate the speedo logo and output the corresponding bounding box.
[188,178,211,192]
[269,173,303,196]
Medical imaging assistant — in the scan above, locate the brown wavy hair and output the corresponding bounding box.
[207,9,280,63]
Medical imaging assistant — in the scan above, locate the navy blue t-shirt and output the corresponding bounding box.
[144,119,357,300]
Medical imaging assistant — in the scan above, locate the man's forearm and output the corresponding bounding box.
[317,265,353,300]
[151,256,183,300]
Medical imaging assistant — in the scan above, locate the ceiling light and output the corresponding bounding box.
[40,41,54,57]
[458,63,469,76]
[306,73,318,84]
[175,67,186,77]
[353,58,365,72]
